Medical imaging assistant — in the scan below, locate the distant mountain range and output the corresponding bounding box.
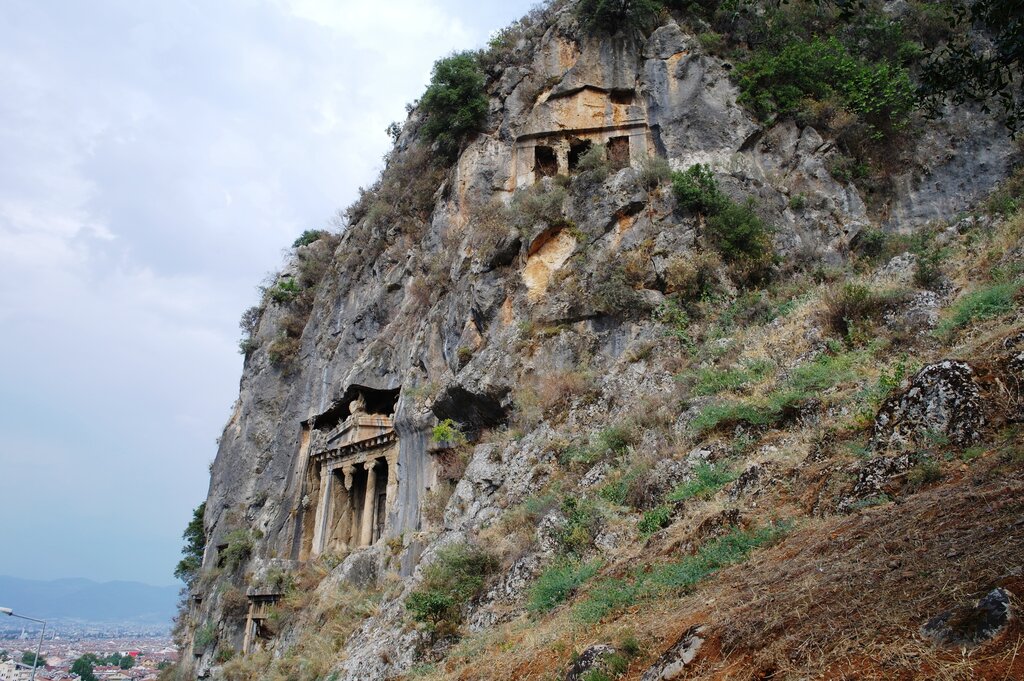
[0,576,179,629]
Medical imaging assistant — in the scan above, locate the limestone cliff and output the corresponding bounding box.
[174,3,1024,680]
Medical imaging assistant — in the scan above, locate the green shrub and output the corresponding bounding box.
[913,249,945,290]
[268,278,300,305]
[193,624,217,650]
[907,457,942,488]
[559,497,602,556]
[704,199,773,275]
[637,505,672,535]
[637,154,672,190]
[575,144,610,183]
[986,166,1024,216]
[667,463,738,502]
[854,227,888,259]
[596,424,636,455]
[512,184,568,231]
[528,560,601,613]
[787,351,859,392]
[672,164,725,215]
[592,265,648,318]
[420,52,488,161]
[697,31,724,52]
[736,37,914,136]
[822,283,893,343]
[292,229,329,248]
[406,543,497,630]
[788,193,807,210]
[432,418,467,446]
[221,530,255,571]
[937,281,1022,335]
[652,299,692,345]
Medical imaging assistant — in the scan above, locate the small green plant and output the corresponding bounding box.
[432,418,467,446]
[907,457,942,488]
[575,144,610,182]
[292,229,329,248]
[559,497,602,556]
[637,154,672,190]
[528,559,601,613]
[684,359,774,396]
[667,463,738,502]
[221,530,255,571]
[913,248,945,290]
[788,193,807,210]
[268,278,301,305]
[596,424,635,455]
[849,494,893,510]
[652,299,692,345]
[456,346,474,365]
[637,505,672,535]
[193,624,217,650]
[697,31,724,52]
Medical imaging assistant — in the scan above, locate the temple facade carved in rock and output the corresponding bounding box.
[292,387,402,560]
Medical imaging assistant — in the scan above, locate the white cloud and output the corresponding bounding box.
[0,0,536,585]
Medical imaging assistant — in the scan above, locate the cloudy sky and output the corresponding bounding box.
[0,0,536,587]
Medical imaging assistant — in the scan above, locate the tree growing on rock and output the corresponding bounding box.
[420,52,488,162]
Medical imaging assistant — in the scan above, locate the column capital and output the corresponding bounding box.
[363,459,377,472]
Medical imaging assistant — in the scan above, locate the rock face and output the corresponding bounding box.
[872,361,986,449]
[177,5,1021,681]
[921,588,1014,647]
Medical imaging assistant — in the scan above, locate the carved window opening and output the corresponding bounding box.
[610,89,635,105]
[215,544,228,568]
[534,145,558,177]
[608,136,630,169]
[568,139,593,173]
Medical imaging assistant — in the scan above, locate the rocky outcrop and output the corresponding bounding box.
[640,625,706,681]
[872,360,986,449]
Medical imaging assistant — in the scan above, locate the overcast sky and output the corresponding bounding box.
[0,0,537,587]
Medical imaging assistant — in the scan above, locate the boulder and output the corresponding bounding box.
[640,625,707,680]
[872,360,985,449]
[921,588,1014,647]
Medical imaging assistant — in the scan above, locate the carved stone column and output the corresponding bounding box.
[360,459,378,547]
[341,464,355,546]
[310,465,332,557]
[383,451,399,536]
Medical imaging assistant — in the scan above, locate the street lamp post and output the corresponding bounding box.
[0,607,46,681]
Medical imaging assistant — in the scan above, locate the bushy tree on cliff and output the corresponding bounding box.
[420,52,488,161]
[174,502,206,585]
[920,0,1023,132]
[576,0,662,33]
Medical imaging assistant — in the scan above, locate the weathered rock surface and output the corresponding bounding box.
[921,588,1014,647]
[640,625,706,681]
[872,360,986,449]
